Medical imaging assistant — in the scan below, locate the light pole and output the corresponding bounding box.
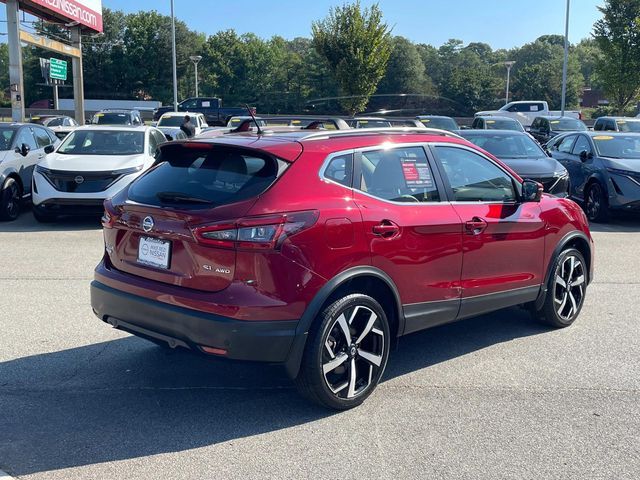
[170,0,178,112]
[189,55,202,97]
[504,61,516,105]
[560,0,570,117]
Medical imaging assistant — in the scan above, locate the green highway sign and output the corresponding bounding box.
[49,58,67,81]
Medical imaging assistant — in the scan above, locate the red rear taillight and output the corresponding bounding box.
[192,210,319,250]
[102,202,118,228]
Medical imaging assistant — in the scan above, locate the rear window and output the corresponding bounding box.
[485,119,522,131]
[550,119,587,131]
[128,145,286,208]
[93,113,131,125]
[419,117,459,131]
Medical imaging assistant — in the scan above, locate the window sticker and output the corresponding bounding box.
[531,106,539,111]
[486,120,496,124]
[550,120,560,124]
[421,119,430,123]
[616,120,626,124]
[400,157,433,187]
[201,101,211,107]
[593,135,614,140]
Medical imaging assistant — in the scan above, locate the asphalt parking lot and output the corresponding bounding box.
[1,208,639,480]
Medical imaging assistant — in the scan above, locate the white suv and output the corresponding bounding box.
[0,123,59,221]
[31,125,166,222]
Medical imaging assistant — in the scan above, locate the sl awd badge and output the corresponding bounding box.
[203,265,231,274]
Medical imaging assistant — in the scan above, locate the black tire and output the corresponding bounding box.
[0,177,22,221]
[535,248,587,328]
[32,206,56,223]
[295,293,391,410]
[585,182,609,223]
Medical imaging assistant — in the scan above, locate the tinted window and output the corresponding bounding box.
[464,133,546,159]
[128,146,282,207]
[33,127,52,148]
[14,127,37,150]
[593,119,603,131]
[471,118,481,128]
[614,119,640,133]
[324,153,353,187]
[357,146,440,202]
[558,135,576,153]
[46,129,59,144]
[0,127,17,150]
[421,117,459,131]
[484,118,522,131]
[572,135,592,155]
[593,135,640,159]
[93,113,132,125]
[148,132,158,156]
[46,117,64,127]
[181,98,197,109]
[531,118,540,129]
[58,130,144,155]
[435,146,516,202]
[550,118,587,131]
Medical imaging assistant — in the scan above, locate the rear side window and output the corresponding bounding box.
[33,127,52,148]
[323,153,353,187]
[558,135,576,153]
[357,146,440,203]
[128,145,285,208]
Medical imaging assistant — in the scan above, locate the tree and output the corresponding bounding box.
[377,36,432,95]
[311,1,392,115]
[593,0,640,114]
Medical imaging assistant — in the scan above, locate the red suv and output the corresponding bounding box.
[91,129,594,409]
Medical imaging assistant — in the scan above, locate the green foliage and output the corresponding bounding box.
[510,36,583,109]
[312,1,392,115]
[593,0,640,114]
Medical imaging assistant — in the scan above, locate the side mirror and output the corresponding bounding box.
[44,144,55,154]
[18,143,30,156]
[579,150,592,162]
[522,179,543,202]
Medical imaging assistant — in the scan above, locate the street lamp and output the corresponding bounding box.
[560,0,570,117]
[190,55,202,98]
[170,0,178,111]
[503,61,516,105]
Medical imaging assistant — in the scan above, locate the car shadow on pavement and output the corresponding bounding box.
[0,208,102,233]
[0,306,548,477]
[587,214,640,233]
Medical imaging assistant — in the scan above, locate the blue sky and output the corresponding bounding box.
[100,0,604,49]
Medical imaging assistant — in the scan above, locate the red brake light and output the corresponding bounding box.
[192,210,319,250]
[102,201,118,228]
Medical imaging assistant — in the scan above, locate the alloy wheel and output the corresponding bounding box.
[4,181,20,219]
[553,254,586,321]
[322,305,385,399]
[586,186,601,221]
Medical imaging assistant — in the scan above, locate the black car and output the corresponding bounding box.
[459,130,569,196]
[153,97,254,126]
[529,116,587,144]
[91,109,143,126]
[546,131,640,222]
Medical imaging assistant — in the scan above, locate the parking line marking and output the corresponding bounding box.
[0,470,16,479]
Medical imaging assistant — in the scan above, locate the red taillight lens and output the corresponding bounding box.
[192,210,318,250]
[102,201,118,228]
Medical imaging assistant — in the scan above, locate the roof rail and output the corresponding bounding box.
[298,126,463,141]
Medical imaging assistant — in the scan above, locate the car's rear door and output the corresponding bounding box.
[430,143,545,319]
[351,144,463,333]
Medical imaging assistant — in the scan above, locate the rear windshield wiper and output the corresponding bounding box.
[156,191,214,204]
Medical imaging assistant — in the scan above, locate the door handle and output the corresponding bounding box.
[465,217,488,235]
[372,220,400,238]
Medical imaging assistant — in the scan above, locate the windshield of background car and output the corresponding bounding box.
[593,135,640,159]
[419,117,458,131]
[93,113,131,125]
[0,128,17,150]
[353,120,391,128]
[550,119,587,131]
[615,120,640,133]
[57,130,145,155]
[484,119,522,131]
[158,116,188,127]
[465,134,545,159]
[228,118,267,127]
[128,145,283,207]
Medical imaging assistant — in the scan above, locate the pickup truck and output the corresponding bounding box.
[475,101,581,127]
[153,97,254,126]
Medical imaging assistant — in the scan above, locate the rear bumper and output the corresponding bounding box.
[90,280,298,363]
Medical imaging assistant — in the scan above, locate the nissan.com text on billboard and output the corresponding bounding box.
[29,0,103,32]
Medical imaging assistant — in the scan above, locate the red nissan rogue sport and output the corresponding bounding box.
[91,128,594,410]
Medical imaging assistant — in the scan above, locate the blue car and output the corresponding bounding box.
[546,131,640,222]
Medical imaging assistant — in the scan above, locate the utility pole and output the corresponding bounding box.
[561,0,570,117]
[504,61,515,105]
[171,0,178,112]
[70,26,85,124]
[6,0,24,122]
[190,55,202,97]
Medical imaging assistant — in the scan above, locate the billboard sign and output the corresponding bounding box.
[18,0,103,32]
[50,57,67,80]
